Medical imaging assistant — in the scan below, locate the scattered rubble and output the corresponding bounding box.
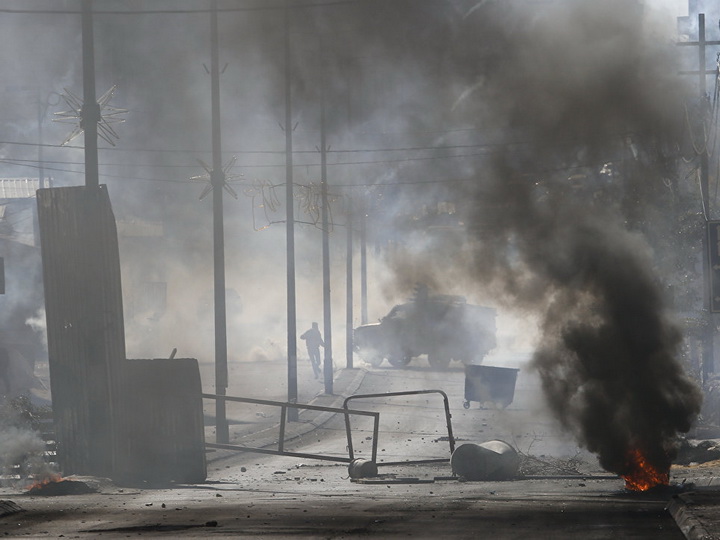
[0,500,23,517]
[674,439,720,465]
[517,453,587,476]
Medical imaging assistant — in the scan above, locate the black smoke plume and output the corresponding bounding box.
[453,0,703,476]
[309,0,704,475]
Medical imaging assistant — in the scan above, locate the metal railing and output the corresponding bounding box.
[202,393,379,463]
[343,389,456,466]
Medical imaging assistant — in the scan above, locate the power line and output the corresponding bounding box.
[0,1,365,16]
[0,149,499,172]
[0,140,84,151]
[0,153,622,189]
[2,139,627,173]
[4,157,204,169]
[0,134,629,156]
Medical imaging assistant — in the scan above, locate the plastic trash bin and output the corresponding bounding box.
[463,364,519,409]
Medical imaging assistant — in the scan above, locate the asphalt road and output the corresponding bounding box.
[0,354,709,538]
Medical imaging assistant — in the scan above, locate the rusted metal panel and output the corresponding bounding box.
[36,185,126,477]
[113,358,207,484]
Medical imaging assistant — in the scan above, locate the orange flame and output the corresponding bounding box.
[25,474,63,492]
[621,449,669,491]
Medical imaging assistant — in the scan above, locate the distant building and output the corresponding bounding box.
[0,178,42,246]
[0,178,47,397]
[678,1,720,41]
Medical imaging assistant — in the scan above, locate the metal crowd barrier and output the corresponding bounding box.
[202,393,379,463]
[342,389,456,466]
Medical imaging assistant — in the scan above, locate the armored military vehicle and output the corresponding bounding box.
[353,288,497,369]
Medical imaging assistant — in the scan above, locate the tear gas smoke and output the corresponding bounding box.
[382,0,703,477]
[0,0,702,478]
[0,426,48,484]
[106,0,703,475]
[0,398,57,485]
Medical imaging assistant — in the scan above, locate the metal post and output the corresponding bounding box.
[346,205,353,369]
[81,0,99,190]
[35,94,46,248]
[37,98,45,191]
[279,405,287,452]
[285,4,299,422]
[210,0,229,444]
[343,408,355,460]
[320,61,333,395]
[699,14,715,382]
[360,197,368,325]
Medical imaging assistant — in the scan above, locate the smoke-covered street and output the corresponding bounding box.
[2,0,720,537]
[2,358,712,538]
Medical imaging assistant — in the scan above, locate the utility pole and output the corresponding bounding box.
[698,13,715,382]
[320,57,333,395]
[209,0,229,443]
[346,205,353,369]
[38,97,46,191]
[360,196,368,325]
[284,3,299,421]
[81,0,99,190]
[678,13,719,382]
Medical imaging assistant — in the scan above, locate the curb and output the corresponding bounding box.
[667,492,720,540]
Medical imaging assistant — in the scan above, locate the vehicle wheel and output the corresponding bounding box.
[358,348,384,367]
[463,401,470,410]
[366,355,383,367]
[388,354,412,368]
[457,350,478,365]
[428,352,451,369]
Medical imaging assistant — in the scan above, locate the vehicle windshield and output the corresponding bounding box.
[383,304,411,321]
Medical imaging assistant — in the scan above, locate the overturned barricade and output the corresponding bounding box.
[202,393,379,464]
[343,389,456,467]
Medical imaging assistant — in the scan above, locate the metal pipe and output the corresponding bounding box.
[371,413,379,463]
[440,392,456,454]
[206,393,376,416]
[206,442,354,463]
[279,405,287,452]
[378,458,450,467]
[344,407,355,460]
